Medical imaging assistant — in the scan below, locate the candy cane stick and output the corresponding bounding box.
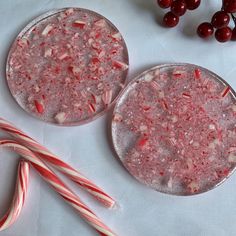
[0,118,115,208]
[0,160,30,231]
[0,140,115,236]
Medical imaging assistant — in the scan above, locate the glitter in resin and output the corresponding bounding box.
[6,8,129,125]
[112,64,236,195]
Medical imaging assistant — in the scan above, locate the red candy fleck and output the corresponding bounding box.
[138,138,149,147]
[221,86,230,97]
[91,57,100,64]
[34,100,44,114]
[112,61,129,70]
[182,92,191,98]
[194,68,201,79]
[88,103,96,113]
[159,171,165,176]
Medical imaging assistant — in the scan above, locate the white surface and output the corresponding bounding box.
[0,0,236,236]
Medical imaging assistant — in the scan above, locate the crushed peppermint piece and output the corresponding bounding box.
[112,60,129,70]
[58,52,69,60]
[72,20,86,28]
[42,24,53,36]
[228,153,236,162]
[111,32,122,40]
[44,48,52,57]
[221,86,230,98]
[113,113,123,122]
[102,90,113,105]
[54,112,66,124]
[94,19,106,27]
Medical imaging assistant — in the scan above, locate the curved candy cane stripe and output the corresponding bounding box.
[0,118,115,208]
[0,140,116,236]
[0,160,30,231]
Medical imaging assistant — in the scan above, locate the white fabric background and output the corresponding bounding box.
[0,0,236,235]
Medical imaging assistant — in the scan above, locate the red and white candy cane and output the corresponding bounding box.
[0,160,30,231]
[0,140,116,236]
[0,118,115,208]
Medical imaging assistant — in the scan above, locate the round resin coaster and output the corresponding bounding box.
[6,8,129,125]
[112,63,236,195]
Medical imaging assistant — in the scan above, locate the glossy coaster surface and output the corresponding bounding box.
[112,64,236,195]
[7,8,129,125]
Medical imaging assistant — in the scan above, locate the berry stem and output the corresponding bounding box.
[231,13,236,26]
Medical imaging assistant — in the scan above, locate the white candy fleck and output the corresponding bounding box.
[97,83,103,90]
[65,77,71,83]
[94,19,106,27]
[192,142,200,148]
[167,178,173,188]
[88,38,94,45]
[42,24,53,36]
[71,66,80,75]
[188,181,199,193]
[232,105,236,112]
[55,112,66,124]
[229,153,236,163]
[209,156,215,162]
[144,73,154,82]
[74,20,86,26]
[98,50,106,59]
[140,125,148,131]
[65,8,74,15]
[58,52,69,60]
[33,85,40,93]
[158,91,165,98]
[209,124,216,130]
[113,113,123,122]
[111,32,122,40]
[44,48,52,57]
[171,115,178,123]
[102,90,113,105]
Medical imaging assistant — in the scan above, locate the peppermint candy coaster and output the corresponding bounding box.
[7,8,129,125]
[112,63,236,195]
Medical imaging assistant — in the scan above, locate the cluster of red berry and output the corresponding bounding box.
[157,0,236,43]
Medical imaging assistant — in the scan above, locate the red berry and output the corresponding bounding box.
[211,11,230,29]
[185,0,201,10]
[197,22,214,38]
[171,0,187,16]
[223,0,236,13]
[231,27,236,40]
[215,27,232,42]
[157,0,173,8]
[163,12,179,27]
